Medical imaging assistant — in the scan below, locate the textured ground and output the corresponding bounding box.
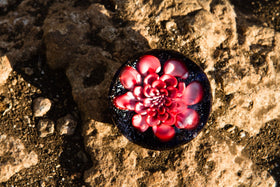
[0,0,280,186]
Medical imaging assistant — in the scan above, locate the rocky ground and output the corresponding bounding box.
[0,0,280,186]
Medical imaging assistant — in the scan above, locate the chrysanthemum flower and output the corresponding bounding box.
[113,55,203,142]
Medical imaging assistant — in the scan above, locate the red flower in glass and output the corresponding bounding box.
[113,55,203,142]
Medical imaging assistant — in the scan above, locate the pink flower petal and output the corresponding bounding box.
[150,88,160,97]
[143,98,153,107]
[135,102,148,114]
[163,59,188,79]
[174,101,188,113]
[167,86,178,98]
[157,106,166,114]
[160,74,178,87]
[132,114,149,132]
[164,98,172,106]
[177,82,185,97]
[119,66,142,90]
[147,108,157,117]
[146,115,161,126]
[160,88,168,96]
[166,101,177,112]
[182,81,203,105]
[144,85,159,97]
[162,113,176,126]
[175,109,199,130]
[133,86,145,100]
[144,73,159,85]
[143,85,152,97]
[113,92,137,110]
[152,125,175,142]
[157,113,169,121]
[137,55,161,76]
[152,80,166,90]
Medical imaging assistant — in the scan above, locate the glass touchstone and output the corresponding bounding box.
[109,49,212,150]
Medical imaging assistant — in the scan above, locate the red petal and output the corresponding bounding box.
[113,92,137,110]
[166,101,177,112]
[147,108,157,116]
[175,109,199,130]
[152,80,166,89]
[120,66,142,90]
[157,106,166,114]
[182,81,203,105]
[162,113,176,126]
[135,102,148,114]
[137,55,161,76]
[144,73,159,85]
[132,114,149,132]
[143,98,152,107]
[160,89,168,96]
[177,82,185,97]
[150,88,160,96]
[167,86,178,98]
[163,59,188,79]
[143,85,152,97]
[146,115,161,126]
[164,98,172,106]
[152,125,175,142]
[158,113,168,121]
[174,101,188,113]
[133,86,145,100]
[160,74,178,87]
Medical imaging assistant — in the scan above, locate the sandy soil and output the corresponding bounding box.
[0,0,280,186]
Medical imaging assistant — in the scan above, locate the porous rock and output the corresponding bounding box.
[41,0,279,186]
[0,56,12,86]
[0,134,38,183]
[0,1,42,64]
[0,0,17,12]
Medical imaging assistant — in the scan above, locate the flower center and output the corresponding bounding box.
[142,79,178,117]
[151,95,165,107]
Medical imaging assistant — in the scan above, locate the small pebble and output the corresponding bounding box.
[24,67,34,76]
[77,151,88,163]
[57,114,77,135]
[40,181,46,187]
[33,97,52,117]
[166,21,177,31]
[240,131,246,138]
[37,119,55,138]
[98,26,118,43]
[24,115,32,127]
[11,79,17,85]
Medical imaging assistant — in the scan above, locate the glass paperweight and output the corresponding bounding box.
[109,49,212,150]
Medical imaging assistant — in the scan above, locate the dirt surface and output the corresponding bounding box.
[0,54,92,186]
[0,0,280,186]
